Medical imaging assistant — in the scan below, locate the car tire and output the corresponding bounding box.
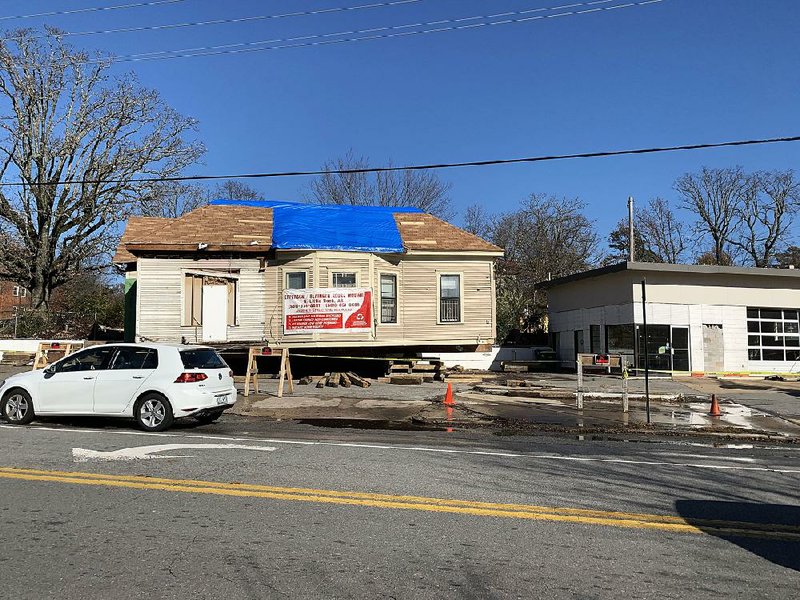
[134,393,174,432]
[193,409,224,425]
[1,388,35,425]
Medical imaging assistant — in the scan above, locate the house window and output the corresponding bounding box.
[12,286,26,297]
[286,272,307,289]
[380,274,397,324]
[439,274,461,323]
[746,307,800,361]
[332,272,356,288]
[183,274,238,327]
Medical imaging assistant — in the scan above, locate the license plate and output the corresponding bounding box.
[215,394,230,405]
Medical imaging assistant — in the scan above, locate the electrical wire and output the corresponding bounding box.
[106,0,666,63]
[0,0,188,22]
[2,135,798,188]
[33,0,425,39]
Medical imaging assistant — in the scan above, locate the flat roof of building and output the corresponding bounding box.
[539,261,800,289]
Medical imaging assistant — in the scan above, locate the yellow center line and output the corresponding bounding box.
[1,467,797,541]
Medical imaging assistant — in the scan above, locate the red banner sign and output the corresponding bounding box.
[284,288,372,334]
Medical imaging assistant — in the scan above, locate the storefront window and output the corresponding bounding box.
[747,307,800,361]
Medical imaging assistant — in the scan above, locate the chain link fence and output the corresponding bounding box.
[0,308,110,339]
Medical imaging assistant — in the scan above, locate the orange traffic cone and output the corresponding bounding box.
[709,394,722,417]
[444,382,454,406]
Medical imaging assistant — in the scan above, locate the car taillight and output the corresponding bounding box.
[174,372,208,383]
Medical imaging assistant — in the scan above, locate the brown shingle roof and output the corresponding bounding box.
[394,213,502,253]
[112,216,172,263]
[113,204,501,264]
[112,205,274,264]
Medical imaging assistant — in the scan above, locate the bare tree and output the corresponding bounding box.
[0,30,203,307]
[480,194,600,338]
[140,181,207,219]
[675,167,745,265]
[729,170,798,267]
[211,179,263,201]
[306,150,453,219]
[463,203,492,240]
[638,197,689,263]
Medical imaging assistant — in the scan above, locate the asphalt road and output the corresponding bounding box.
[1,415,799,599]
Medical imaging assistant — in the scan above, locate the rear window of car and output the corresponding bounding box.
[180,348,227,369]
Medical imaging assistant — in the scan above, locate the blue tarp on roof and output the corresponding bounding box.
[210,199,421,253]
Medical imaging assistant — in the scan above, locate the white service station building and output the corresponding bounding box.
[543,262,800,375]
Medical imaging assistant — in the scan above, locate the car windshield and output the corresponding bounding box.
[180,348,227,369]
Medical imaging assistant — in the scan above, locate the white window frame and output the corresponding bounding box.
[285,271,308,290]
[437,273,464,325]
[379,272,399,325]
[12,286,20,297]
[746,307,800,362]
[331,271,358,288]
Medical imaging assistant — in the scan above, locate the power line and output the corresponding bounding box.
[34,0,425,39]
[0,0,188,22]
[107,0,665,63]
[2,135,798,188]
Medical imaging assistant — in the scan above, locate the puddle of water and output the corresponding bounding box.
[295,418,447,432]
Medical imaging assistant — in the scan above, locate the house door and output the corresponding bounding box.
[671,326,690,372]
[574,330,585,357]
[202,284,228,342]
[703,324,724,373]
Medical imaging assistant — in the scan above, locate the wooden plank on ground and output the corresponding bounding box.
[348,372,371,388]
[390,374,423,385]
[326,373,340,388]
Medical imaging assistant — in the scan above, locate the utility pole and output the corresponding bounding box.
[628,196,635,262]
[641,278,651,424]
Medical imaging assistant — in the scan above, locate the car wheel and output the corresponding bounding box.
[134,393,174,432]
[2,389,35,425]
[193,409,224,425]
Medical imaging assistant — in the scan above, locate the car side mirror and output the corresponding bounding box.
[43,364,56,378]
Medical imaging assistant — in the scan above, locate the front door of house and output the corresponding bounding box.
[202,284,228,342]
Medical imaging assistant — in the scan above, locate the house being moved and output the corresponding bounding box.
[113,200,503,352]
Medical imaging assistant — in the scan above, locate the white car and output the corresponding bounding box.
[0,343,237,432]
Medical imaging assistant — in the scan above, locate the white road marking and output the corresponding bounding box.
[655,452,756,463]
[3,423,800,473]
[71,443,276,462]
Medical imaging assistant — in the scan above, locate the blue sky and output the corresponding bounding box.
[2,0,799,240]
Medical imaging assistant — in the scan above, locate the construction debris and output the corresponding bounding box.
[386,358,444,381]
[340,372,352,388]
[313,372,373,388]
[390,374,424,385]
[348,372,371,388]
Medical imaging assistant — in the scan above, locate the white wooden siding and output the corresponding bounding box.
[137,257,266,343]
[136,251,497,347]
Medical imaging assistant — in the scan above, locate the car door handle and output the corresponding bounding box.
[132,376,145,380]
[83,376,95,380]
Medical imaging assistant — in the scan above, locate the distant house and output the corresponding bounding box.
[0,281,32,316]
[541,261,800,374]
[113,200,503,351]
